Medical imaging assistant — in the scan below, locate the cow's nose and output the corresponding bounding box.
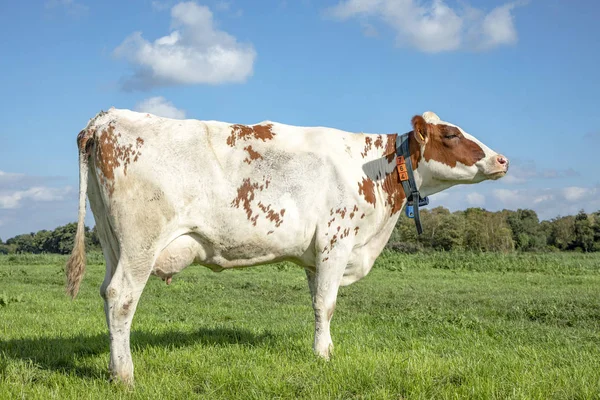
[497,155,509,170]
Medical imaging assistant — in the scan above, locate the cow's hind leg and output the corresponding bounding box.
[102,254,153,385]
[305,252,347,359]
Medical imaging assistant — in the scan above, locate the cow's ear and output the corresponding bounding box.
[411,115,430,145]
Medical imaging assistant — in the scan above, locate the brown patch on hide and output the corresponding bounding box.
[266,209,284,227]
[374,135,384,149]
[384,134,397,163]
[335,207,347,219]
[360,213,365,219]
[354,226,359,235]
[267,230,274,235]
[77,129,94,156]
[227,123,275,147]
[243,145,263,164]
[231,178,263,224]
[330,234,338,250]
[340,228,350,239]
[327,217,335,227]
[423,124,485,167]
[94,123,144,195]
[231,178,284,228]
[349,205,359,219]
[358,178,376,206]
[361,136,373,158]
[257,202,284,228]
[381,169,406,215]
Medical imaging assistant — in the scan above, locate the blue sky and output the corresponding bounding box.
[1,0,599,239]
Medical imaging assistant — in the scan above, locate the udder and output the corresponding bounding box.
[152,234,210,284]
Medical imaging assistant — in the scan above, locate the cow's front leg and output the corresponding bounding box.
[305,255,346,359]
[102,256,151,385]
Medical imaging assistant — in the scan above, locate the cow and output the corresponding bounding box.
[66,108,508,384]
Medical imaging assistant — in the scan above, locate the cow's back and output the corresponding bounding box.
[87,109,374,267]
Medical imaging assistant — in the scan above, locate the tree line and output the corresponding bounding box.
[0,223,101,255]
[1,208,599,255]
[388,207,600,253]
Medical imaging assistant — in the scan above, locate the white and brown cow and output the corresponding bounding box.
[66,108,508,384]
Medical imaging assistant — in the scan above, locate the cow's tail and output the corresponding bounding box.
[66,129,93,299]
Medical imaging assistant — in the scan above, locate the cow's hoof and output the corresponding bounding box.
[109,365,134,387]
[314,343,334,360]
[110,373,134,387]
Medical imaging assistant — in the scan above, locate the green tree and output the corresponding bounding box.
[461,208,514,252]
[505,209,546,251]
[462,208,488,251]
[547,216,575,250]
[6,233,36,253]
[592,211,600,251]
[573,210,594,252]
[86,225,101,251]
[45,223,79,254]
[33,230,52,253]
[388,211,422,253]
[427,207,462,251]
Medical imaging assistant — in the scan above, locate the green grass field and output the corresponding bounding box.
[1,251,600,399]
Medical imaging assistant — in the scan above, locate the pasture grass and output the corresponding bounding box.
[1,251,600,399]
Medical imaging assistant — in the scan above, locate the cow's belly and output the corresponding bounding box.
[152,224,315,281]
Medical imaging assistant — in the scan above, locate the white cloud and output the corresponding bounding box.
[533,194,553,204]
[326,0,522,53]
[476,3,518,50]
[466,192,485,206]
[0,171,24,180]
[0,172,81,239]
[501,159,579,185]
[114,1,256,90]
[0,187,71,209]
[492,188,516,204]
[134,96,186,119]
[563,186,588,202]
[426,183,600,221]
[491,186,600,218]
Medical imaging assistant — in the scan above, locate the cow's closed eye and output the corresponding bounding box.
[444,134,459,140]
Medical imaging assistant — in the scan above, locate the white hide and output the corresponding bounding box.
[72,108,505,384]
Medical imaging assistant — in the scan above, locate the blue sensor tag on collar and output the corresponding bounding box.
[405,205,415,218]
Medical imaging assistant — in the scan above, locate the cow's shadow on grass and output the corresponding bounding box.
[0,327,275,380]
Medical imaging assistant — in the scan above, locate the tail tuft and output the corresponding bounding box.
[66,237,86,298]
[66,129,93,299]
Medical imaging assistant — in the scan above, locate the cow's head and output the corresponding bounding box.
[411,111,508,196]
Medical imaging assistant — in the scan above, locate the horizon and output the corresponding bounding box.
[1,0,599,239]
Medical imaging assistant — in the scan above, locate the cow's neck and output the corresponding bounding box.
[362,132,424,217]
